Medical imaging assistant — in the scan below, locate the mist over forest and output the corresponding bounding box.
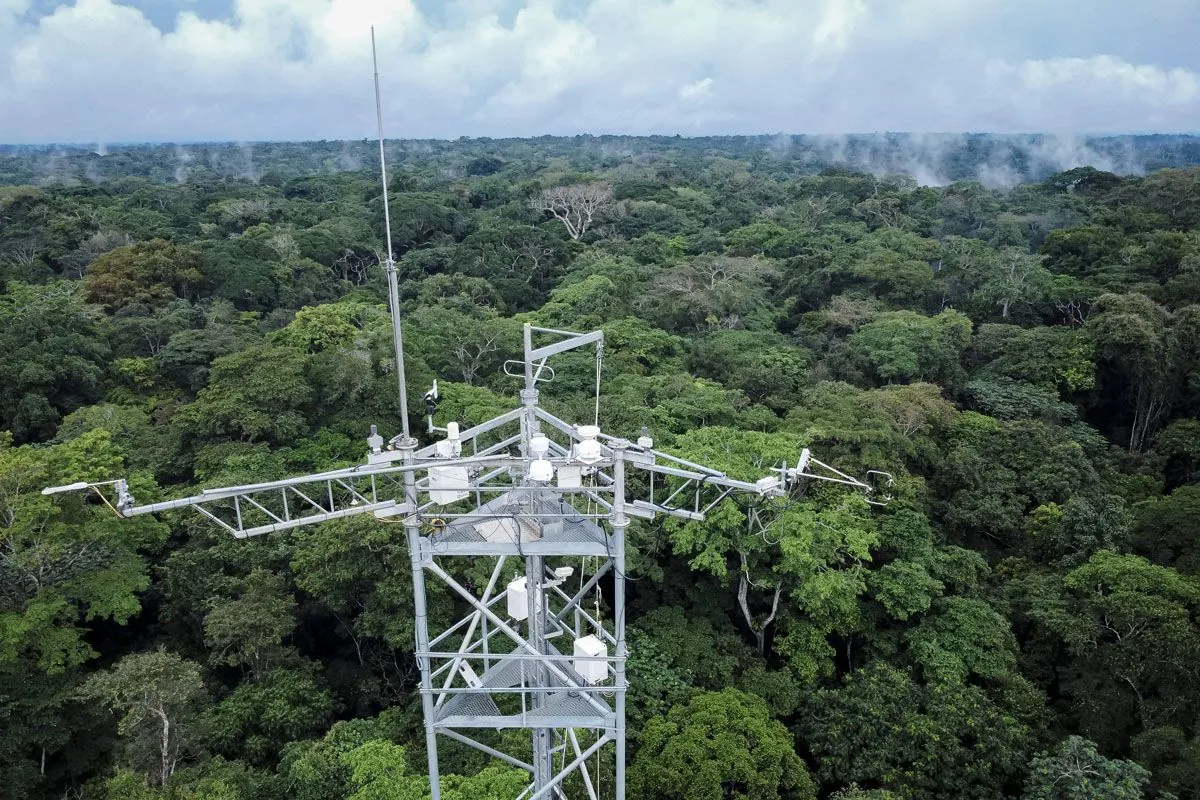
[4,133,1200,190]
[3,133,1200,800]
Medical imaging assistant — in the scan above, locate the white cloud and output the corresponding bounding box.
[0,0,1197,142]
[982,56,1200,132]
[679,77,713,101]
[811,0,866,52]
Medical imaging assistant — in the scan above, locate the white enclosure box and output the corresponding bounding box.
[429,465,469,505]
[507,577,528,620]
[556,464,583,489]
[573,634,608,685]
[507,576,544,620]
[755,476,781,495]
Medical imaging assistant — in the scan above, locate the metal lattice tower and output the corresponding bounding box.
[44,324,889,799]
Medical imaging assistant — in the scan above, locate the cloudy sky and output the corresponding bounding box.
[1,0,1198,143]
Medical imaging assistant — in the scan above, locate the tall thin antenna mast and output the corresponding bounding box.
[371,25,411,439]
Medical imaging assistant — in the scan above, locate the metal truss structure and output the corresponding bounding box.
[45,323,891,800]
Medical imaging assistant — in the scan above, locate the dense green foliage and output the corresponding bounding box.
[2,137,1200,799]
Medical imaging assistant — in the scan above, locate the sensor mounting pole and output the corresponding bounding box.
[371,25,411,439]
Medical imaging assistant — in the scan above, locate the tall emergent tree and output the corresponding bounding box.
[533,183,615,240]
[78,649,207,787]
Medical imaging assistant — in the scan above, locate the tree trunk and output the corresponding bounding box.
[737,558,783,655]
[156,708,171,787]
[1129,383,1168,454]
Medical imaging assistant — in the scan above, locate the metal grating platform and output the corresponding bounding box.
[435,642,609,729]
[461,645,590,690]
[436,688,613,730]
[422,490,611,556]
[439,692,501,719]
[528,692,602,719]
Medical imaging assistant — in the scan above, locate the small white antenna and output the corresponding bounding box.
[372,25,411,440]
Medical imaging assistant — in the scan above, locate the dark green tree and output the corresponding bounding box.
[629,688,815,800]
[1022,736,1149,800]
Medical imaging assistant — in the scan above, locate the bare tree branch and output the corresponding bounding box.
[532,183,615,240]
